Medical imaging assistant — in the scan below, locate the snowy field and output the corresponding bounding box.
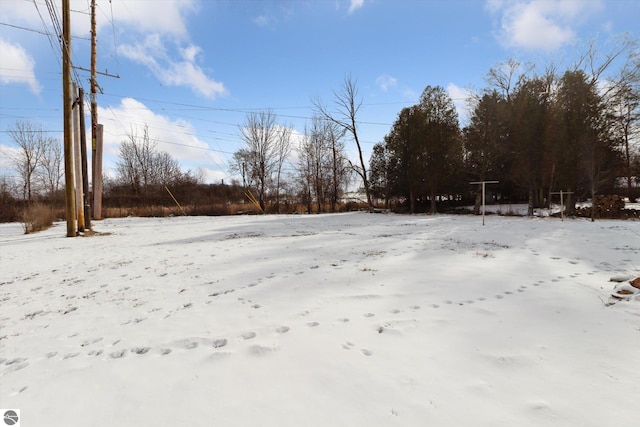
[1,212,639,427]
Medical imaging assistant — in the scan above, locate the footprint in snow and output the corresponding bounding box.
[361,349,373,357]
[363,313,375,318]
[109,350,126,359]
[337,318,350,323]
[242,332,257,340]
[212,339,227,348]
[276,326,290,334]
[306,321,320,327]
[131,347,150,355]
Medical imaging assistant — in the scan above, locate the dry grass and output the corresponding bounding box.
[98,201,369,219]
[21,203,56,234]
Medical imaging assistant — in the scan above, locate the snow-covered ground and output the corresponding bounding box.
[1,212,639,427]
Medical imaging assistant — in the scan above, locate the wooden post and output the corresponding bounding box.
[73,84,85,231]
[90,0,100,219]
[93,124,103,219]
[551,190,573,221]
[470,181,499,226]
[79,88,91,229]
[62,0,76,237]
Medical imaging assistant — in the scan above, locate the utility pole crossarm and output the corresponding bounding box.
[74,66,120,79]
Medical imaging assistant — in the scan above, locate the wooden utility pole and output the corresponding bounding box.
[62,0,76,237]
[94,124,103,218]
[78,88,91,229]
[72,84,85,231]
[90,0,102,220]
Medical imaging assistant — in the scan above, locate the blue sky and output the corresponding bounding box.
[1,0,638,184]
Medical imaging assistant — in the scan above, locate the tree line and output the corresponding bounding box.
[2,42,638,221]
[370,52,639,217]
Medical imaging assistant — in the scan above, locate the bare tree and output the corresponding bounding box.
[114,125,185,194]
[485,58,532,103]
[314,74,373,211]
[36,136,64,202]
[235,110,280,212]
[274,125,293,213]
[8,121,49,201]
[296,117,349,213]
[326,121,348,212]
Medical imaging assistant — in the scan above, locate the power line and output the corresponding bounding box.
[98,92,395,126]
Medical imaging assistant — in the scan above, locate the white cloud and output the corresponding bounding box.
[486,0,603,51]
[0,1,41,27]
[95,0,198,39]
[0,0,197,39]
[376,74,397,92]
[118,35,227,100]
[0,38,42,95]
[253,15,272,28]
[348,0,365,15]
[99,98,226,177]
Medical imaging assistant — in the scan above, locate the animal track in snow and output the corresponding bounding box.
[306,321,320,327]
[242,331,257,340]
[212,339,227,348]
[109,350,126,359]
[342,341,355,350]
[131,346,150,355]
[275,326,290,334]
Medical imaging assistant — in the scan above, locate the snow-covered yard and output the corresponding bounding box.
[1,212,639,426]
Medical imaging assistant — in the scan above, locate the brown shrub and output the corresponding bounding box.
[21,203,56,234]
